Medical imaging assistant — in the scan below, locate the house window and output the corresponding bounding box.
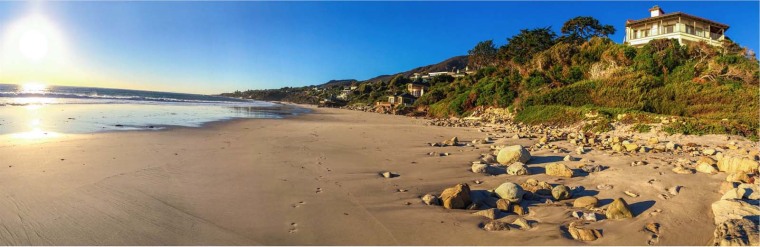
[664,25,675,33]
[696,27,704,37]
[685,25,695,35]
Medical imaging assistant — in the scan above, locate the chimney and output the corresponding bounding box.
[649,5,664,17]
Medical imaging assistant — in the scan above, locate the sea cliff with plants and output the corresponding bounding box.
[223,16,759,140]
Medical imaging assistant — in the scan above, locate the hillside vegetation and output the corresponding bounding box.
[225,16,759,138]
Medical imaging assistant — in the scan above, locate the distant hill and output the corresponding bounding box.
[359,55,469,83]
[318,79,358,88]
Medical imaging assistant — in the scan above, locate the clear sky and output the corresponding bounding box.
[0,1,757,94]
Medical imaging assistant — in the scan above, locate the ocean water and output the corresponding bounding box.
[0,84,304,138]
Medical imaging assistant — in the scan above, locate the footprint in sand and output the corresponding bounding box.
[291,201,306,208]
[289,222,298,234]
[316,188,323,193]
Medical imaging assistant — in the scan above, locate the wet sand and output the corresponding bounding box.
[0,106,739,245]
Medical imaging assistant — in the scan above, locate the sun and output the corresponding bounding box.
[18,28,49,61]
[2,14,62,64]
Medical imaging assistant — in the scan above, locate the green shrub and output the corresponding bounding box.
[632,123,652,133]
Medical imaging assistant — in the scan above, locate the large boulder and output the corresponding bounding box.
[605,198,633,220]
[494,182,524,203]
[573,196,599,209]
[440,184,472,209]
[711,199,760,225]
[712,218,759,246]
[552,185,573,200]
[497,145,532,165]
[507,162,529,175]
[717,155,759,174]
[546,163,574,178]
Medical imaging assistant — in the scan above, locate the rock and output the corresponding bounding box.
[567,222,602,241]
[624,143,639,152]
[512,134,520,139]
[645,222,660,235]
[576,146,585,155]
[573,196,599,209]
[482,154,496,164]
[552,185,573,200]
[473,208,500,220]
[717,155,759,174]
[666,141,678,151]
[624,191,640,197]
[546,163,574,178]
[470,190,499,208]
[564,155,574,162]
[506,162,529,175]
[726,173,752,183]
[711,199,760,225]
[668,186,682,196]
[496,199,510,212]
[443,137,459,146]
[497,145,532,165]
[738,184,760,200]
[697,163,719,174]
[421,194,439,205]
[712,218,759,246]
[700,156,718,165]
[648,137,659,145]
[704,149,717,155]
[494,182,524,203]
[606,198,634,220]
[720,181,740,194]
[440,184,472,209]
[482,220,511,231]
[472,163,488,174]
[381,171,397,178]
[721,188,747,200]
[584,212,598,222]
[511,204,526,215]
[571,210,583,219]
[612,143,624,152]
[512,217,532,230]
[580,164,604,173]
[521,179,553,195]
[672,165,695,174]
[597,184,614,190]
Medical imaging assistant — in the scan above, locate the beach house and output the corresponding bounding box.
[624,5,729,47]
[407,82,428,97]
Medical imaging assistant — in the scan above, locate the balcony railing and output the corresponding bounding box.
[628,29,723,41]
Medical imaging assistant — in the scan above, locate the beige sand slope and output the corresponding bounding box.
[0,106,741,245]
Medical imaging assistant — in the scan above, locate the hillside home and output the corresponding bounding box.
[387,93,416,106]
[624,5,729,47]
[407,82,428,97]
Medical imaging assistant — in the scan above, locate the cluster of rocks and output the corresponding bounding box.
[709,160,759,246]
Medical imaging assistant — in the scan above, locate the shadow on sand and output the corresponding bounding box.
[629,200,657,216]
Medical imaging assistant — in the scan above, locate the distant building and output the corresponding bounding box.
[387,93,416,106]
[337,88,353,100]
[407,82,428,97]
[624,5,729,47]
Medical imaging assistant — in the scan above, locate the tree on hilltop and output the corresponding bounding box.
[560,16,616,44]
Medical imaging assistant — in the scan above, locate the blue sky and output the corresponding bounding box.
[0,1,757,94]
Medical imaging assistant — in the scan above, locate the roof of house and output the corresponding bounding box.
[626,12,729,30]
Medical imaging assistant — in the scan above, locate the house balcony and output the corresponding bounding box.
[627,30,724,47]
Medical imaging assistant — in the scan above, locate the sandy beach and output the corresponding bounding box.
[0,106,753,245]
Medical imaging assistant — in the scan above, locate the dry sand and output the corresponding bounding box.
[0,106,738,245]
